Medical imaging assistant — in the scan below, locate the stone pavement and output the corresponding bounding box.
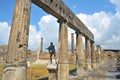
[69,60,120,80]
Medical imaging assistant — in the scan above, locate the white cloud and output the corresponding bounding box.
[76,11,111,44]
[38,15,75,51]
[28,25,41,50]
[0,22,10,45]
[76,0,120,49]
[109,0,120,13]
[38,15,59,51]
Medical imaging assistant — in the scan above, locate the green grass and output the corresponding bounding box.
[27,65,48,80]
[0,63,75,80]
[0,64,3,80]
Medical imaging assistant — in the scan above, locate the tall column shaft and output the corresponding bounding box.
[97,45,101,65]
[57,20,69,80]
[3,0,31,80]
[76,32,85,77]
[91,42,96,69]
[40,38,43,54]
[96,46,99,66]
[71,33,74,54]
[100,47,104,63]
[85,38,92,71]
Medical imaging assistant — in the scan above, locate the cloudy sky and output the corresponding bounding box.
[0,0,120,51]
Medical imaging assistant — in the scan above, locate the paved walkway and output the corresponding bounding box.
[69,60,120,80]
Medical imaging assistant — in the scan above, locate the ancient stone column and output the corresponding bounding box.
[3,0,31,80]
[71,33,74,54]
[97,45,101,65]
[85,38,92,71]
[57,19,69,80]
[76,32,85,77]
[40,38,43,54]
[99,46,104,64]
[91,42,96,69]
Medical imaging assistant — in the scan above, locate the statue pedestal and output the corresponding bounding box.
[47,63,57,80]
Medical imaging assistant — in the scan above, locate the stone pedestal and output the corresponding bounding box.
[47,64,57,80]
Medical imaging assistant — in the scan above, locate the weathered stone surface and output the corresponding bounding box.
[76,32,85,77]
[6,0,31,64]
[3,0,31,80]
[47,64,57,80]
[85,38,92,71]
[91,42,97,69]
[57,20,69,80]
[3,63,27,80]
[32,0,94,41]
[97,45,101,65]
[40,38,43,54]
[71,33,74,54]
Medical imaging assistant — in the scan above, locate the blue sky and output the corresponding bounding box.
[0,0,120,51]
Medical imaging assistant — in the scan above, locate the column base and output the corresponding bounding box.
[92,63,97,69]
[58,63,69,80]
[86,61,92,71]
[3,63,27,80]
[76,61,85,77]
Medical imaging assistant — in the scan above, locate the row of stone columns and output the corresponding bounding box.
[2,0,103,80]
[71,33,103,77]
[47,31,103,80]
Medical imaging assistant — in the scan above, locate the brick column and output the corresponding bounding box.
[57,19,69,80]
[76,32,85,77]
[3,0,31,80]
[85,38,92,71]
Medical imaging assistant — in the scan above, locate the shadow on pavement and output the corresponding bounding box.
[116,60,120,79]
[69,69,76,76]
[38,77,48,80]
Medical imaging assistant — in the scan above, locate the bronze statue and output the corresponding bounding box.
[46,42,56,64]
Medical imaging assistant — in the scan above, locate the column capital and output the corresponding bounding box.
[75,31,82,35]
[40,37,43,39]
[57,18,67,23]
[71,33,74,35]
[85,37,89,40]
[96,45,101,48]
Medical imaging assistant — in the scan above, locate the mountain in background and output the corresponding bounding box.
[0,45,7,55]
